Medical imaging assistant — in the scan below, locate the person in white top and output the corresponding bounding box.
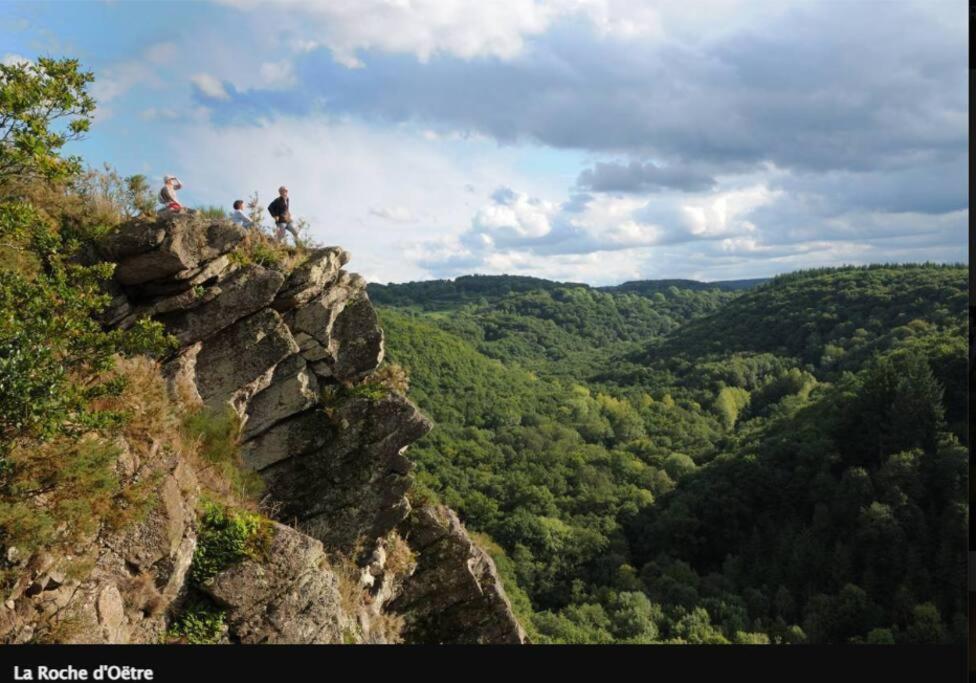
[229,199,254,228]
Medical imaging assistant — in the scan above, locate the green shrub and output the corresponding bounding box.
[166,597,226,644]
[0,201,173,447]
[189,500,272,587]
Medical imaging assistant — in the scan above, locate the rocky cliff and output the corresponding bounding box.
[1,213,524,645]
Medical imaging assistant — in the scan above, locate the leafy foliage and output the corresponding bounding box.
[0,57,95,190]
[189,500,272,587]
[0,201,173,446]
[376,263,966,644]
[166,596,227,644]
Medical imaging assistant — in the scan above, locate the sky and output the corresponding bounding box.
[0,0,967,285]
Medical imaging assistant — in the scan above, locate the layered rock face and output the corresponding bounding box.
[85,213,525,644]
[391,505,527,644]
[0,449,199,644]
[101,215,425,555]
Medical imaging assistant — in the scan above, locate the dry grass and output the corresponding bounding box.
[368,363,410,396]
[32,612,90,645]
[0,357,178,573]
[121,570,167,618]
[96,355,262,510]
[328,549,369,619]
[230,230,310,275]
[0,354,266,598]
[383,531,416,577]
[368,610,406,644]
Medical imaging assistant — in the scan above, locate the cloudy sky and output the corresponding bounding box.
[0,0,967,285]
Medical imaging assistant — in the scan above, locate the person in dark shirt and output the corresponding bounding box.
[267,186,300,244]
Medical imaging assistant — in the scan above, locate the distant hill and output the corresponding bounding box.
[371,262,967,645]
[367,273,765,310]
[368,274,589,310]
[599,277,769,294]
[643,264,966,367]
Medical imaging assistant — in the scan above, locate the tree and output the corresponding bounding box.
[608,591,661,642]
[905,603,945,643]
[246,191,265,231]
[0,57,95,191]
[888,355,944,455]
[125,174,155,217]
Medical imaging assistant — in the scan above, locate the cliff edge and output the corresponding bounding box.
[1,213,524,645]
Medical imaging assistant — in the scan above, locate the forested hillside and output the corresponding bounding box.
[371,264,968,644]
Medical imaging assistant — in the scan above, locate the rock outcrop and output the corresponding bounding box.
[391,505,527,644]
[0,446,199,644]
[199,522,355,644]
[35,212,527,645]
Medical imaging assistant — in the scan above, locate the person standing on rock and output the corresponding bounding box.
[230,199,254,228]
[268,185,300,245]
[159,175,185,213]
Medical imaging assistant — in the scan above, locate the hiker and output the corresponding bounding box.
[159,175,185,213]
[268,185,300,244]
[230,199,254,228]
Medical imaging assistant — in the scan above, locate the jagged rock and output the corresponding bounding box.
[192,309,299,408]
[286,277,383,381]
[4,450,200,645]
[115,283,221,330]
[200,522,353,644]
[134,254,233,298]
[34,217,528,646]
[332,290,385,382]
[239,409,332,472]
[96,220,167,262]
[272,247,349,312]
[115,472,187,571]
[156,265,285,346]
[241,355,320,441]
[162,343,204,406]
[285,272,361,366]
[96,585,126,643]
[106,214,245,286]
[391,505,526,644]
[258,393,431,553]
[97,277,134,327]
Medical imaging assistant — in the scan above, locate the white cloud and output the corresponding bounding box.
[190,73,230,100]
[217,0,558,66]
[169,116,534,282]
[677,185,780,238]
[370,206,415,222]
[90,41,177,106]
[215,0,801,69]
[472,190,557,240]
[259,60,297,89]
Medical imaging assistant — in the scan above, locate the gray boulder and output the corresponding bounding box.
[241,355,320,441]
[239,408,333,472]
[107,214,245,286]
[390,505,527,644]
[156,264,285,346]
[133,255,233,298]
[272,247,349,312]
[286,275,383,382]
[331,291,385,382]
[258,392,431,553]
[200,522,354,644]
[193,309,299,408]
